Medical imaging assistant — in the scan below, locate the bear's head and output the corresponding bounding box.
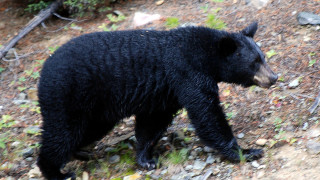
[216,22,278,88]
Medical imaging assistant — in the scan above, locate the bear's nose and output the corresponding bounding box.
[270,73,278,85]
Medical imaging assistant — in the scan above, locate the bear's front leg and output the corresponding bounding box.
[178,81,263,162]
[135,109,177,169]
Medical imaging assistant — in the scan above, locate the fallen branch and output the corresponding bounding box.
[0,0,63,59]
[309,91,320,114]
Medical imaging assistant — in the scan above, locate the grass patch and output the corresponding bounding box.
[165,17,180,29]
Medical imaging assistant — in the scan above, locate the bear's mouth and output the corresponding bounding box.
[253,63,278,88]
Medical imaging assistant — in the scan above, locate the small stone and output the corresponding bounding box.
[23,126,41,135]
[188,155,195,160]
[113,10,124,16]
[123,172,141,180]
[28,166,41,178]
[306,140,320,154]
[250,0,270,9]
[5,176,15,180]
[288,78,300,88]
[251,160,260,168]
[17,93,27,100]
[108,155,120,164]
[302,122,309,131]
[258,165,266,169]
[297,12,320,25]
[25,157,33,162]
[309,128,320,138]
[160,169,168,175]
[11,141,21,148]
[13,99,30,105]
[82,171,89,180]
[255,139,268,146]
[212,168,220,175]
[185,165,193,171]
[203,146,214,153]
[257,170,265,179]
[0,22,5,29]
[21,147,34,158]
[193,160,207,170]
[237,133,245,139]
[206,155,215,164]
[155,0,164,5]
[105,147,116,152]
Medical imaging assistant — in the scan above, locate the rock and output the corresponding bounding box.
[133,12,161,27]
[155,0,164,5]
[180,22,197,28]
[17,93,27,100]
[250,0,270,9]
[27,88,38,101]
[25,157,33,162]
[308,128,320,138]
[113,10,124,16]
[206,155,215,164]
[185,165,193,171]
[11,141,21,148]
[105,147,116,152]
[23,126,41,135]
[108,155,120,164]
[203,146,214,153]
[297,12,320,25]
[257,170,265,179]
[251,160,260,168]
[202,169,213,180]
[212,168,220,175]
[306,140,320,154]
[21,147,34,158]
[255,139,268,146]
[28,166,42,178]
[288,78,300,88]
[123,172,141,180]
[13,99,30,105]
[0,22,5,30]
[193,160,207,170]
[82,171,89,180]
[302,122,309,131]
[237,133,244,139]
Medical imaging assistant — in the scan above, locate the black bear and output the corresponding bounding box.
[37,22,277,179]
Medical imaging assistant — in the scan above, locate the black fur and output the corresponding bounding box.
[38,23,271,179]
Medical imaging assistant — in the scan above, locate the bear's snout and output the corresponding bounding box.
[253,63,277,88]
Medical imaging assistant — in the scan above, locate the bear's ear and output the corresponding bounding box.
[218,36,237,56]
[241,22,258,38]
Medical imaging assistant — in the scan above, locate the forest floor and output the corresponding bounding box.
[0,0,320,179]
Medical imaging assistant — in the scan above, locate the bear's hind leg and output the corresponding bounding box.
[135,110,176,170]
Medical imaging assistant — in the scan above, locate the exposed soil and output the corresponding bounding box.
[0,0,319,179]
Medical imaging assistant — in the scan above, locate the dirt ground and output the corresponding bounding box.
[0,0,320,179]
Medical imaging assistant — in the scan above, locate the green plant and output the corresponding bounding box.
[0,67,5,74]
[167,148,188,164]
[308,52,317,67]
[266,49,277,58]
[64,0,104,17]
[237,149,246,164]
[205,11,226,30]
[107,14,126,23]
[211,0,224,2]
[0,115,15,130]
[25,0,50,12]
[48,46,60,54]
[200,4,209,13]
[165,17,180,29]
